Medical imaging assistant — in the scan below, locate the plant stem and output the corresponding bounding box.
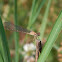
[14,0,19,62]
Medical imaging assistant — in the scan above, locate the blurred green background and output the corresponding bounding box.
[0,0,62,62]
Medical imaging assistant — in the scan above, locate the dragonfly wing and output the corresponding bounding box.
[3,22,39,36]
[4,22,30,34]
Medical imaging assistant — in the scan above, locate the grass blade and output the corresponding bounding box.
[39,0,52,40]
[0,17,11,62]
[38,10,62,62]
[0,50,4,62]
[14,0,19,62]
[0,36,4,62]
[27,0,46,29]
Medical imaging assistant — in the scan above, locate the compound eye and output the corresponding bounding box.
[37,32,40,36]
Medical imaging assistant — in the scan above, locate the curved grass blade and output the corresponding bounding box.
[0,17,11,62]
[38,10,62,62]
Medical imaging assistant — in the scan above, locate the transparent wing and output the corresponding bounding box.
[3,22,40,37]
[3,22,39,36]
[4,22,30,34]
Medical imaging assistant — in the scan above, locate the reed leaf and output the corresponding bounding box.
[0,17,11,62]
[38,10,62,62]
[0,36,4,62]
[0,50,4,62]
[14,0,19,62]
[39,0,52,40]
[27,0,46,29]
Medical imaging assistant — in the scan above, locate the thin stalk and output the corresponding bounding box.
[38,10,62,62]
[39,0,52,40]
[14,0,19,62]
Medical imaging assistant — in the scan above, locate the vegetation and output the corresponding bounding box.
[0,0,62,62]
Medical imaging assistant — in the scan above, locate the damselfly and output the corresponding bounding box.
[3,22,40,38]
[3,22,42,61]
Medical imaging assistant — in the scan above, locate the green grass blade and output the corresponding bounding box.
[27,0,46,29]
[14,0,19,62]
[30,0,36,20]
[32,0,46,24]
[0,50,4,62]
[0,36,4,62]
[37,10,62,62]
[39,0,52,40]
[0,17,11,62]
